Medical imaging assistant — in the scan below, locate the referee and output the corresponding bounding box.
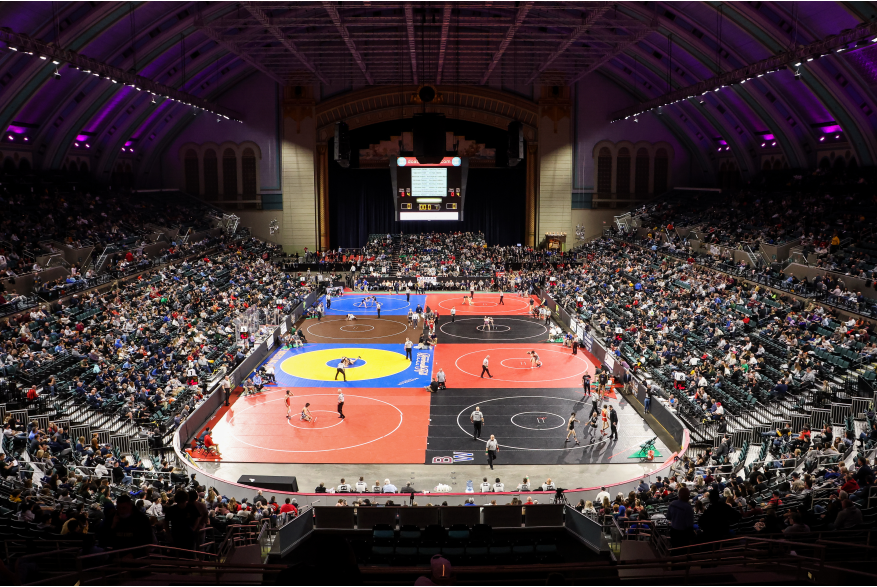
[337,389,345,420]
[470,406,484,440]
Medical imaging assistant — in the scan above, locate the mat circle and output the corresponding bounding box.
[476,324,511,332]
[306,319,408,340]
[453,347,588,382]
[287,409,345,430]
[281,347,409,381]
[325,358,367,369]
[500,357,535,369]
[455,396,604,451]
[440,318,548,341]
[340,324,375,332]
[228,392,403,453]
[510,412,566,431]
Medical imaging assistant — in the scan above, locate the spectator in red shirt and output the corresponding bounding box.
[840,473,860,495]
[279,498,298,517]
[203,433,221,456]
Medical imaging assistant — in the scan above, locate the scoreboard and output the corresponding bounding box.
[390,156,468,221]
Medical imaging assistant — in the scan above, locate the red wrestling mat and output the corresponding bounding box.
[433,343,598,389]
[425,293,540,316]
[202,387,430,463]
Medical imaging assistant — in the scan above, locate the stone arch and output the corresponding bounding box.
[184,148,200,195]
[314,85,539,142]
[242,147,258,195]
[634,147,650,196]
[596,147,612,194]
[203,149,219,197]
[654,148,669,194]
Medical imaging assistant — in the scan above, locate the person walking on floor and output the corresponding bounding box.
[609,405,618,440]
[644,386,653,414]
[486,435,498,470]
[481,355,493,378]
[406,287,411,302]
[582,373,592,399]
[404,338,413,361]
[565,412,580,445]
[337,390,345,420]
[376,302,381,319]
[470,407,484,440]
[451,306,456,323]
[326,293,331,310]
[572,338,579,355]
[499,291,504,305]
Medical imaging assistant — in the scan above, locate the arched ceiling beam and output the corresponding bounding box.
[434,4,452,84]
[480,2,533,85]
[197,21,284,84]
[0,2,136,135]
[524,3,612,84]
[616,2,808,167]
[596,68,714,177]
[138,69,261,180]
[708,2,876,165]
[37,2,223,165]
[46,4,243,169]
[611,44,750,175]
[243,2,329,85]
[403,3,418,85]
[96,49,240,176]
[322,1,374,85]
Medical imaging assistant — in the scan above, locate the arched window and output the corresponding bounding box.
[773,159,783,170]
[184,149,199,194]
[223,148,238,196]
[18,158,31,173]
[597,147,612,194]
[833,156,846,170]
[79,161,88,174]
[203,149,218,197]
[818,157,830,170]
[242,148,257,194]
[615,147,631,197]
[762,160,772,170]
[848,157,858,170]
[3,158,16,172]
[653,148,669,194]
[634,148,649,195]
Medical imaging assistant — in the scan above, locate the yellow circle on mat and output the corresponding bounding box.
[280,347,411,382]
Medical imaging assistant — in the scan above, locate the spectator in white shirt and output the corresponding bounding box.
[492,478,504,492]
[480,477,492,492]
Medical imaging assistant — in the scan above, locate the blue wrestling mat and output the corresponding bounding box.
[258,343,434,388]
[317,293,427,316]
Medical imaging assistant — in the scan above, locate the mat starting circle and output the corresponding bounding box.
[281,347,410,382]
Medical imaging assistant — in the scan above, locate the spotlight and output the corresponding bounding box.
[52,60,59,65]
[794,62,802,67]
[85,144,90,148]
[151,96,156,104]
[761,142,766,147]
[52,68,60,80]
[74,142,79,147]
[23,137,28,141]
[38,54,46,60]
[835,134,840,139]
[807,58,813,62]
[6,135,12,141]
[633,118,639,123]
[9,46,17,51]
[819,136,825,142]
[772,141,777,146]
[717,147,722,152]
[725,146,730,151]
[121,147,126,152]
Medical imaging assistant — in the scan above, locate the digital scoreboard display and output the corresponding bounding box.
[390,156,468,221]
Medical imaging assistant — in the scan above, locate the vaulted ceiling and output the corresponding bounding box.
[1,1,876,178]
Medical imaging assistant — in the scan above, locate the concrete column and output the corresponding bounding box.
[280,88,318,254]
[525,142,538,247]
[536,86,572,245]
[316,143,330,250]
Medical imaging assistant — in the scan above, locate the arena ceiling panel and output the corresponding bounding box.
[1,1,877,170]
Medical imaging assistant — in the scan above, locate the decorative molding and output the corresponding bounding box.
[315,86,539,141]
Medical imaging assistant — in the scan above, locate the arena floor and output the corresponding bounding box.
[202,292,671,467]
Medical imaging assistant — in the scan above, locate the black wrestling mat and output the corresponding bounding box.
[436,315,549,344]
[425,388,670,465]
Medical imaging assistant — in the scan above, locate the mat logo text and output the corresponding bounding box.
[432,452,474,464]
[415,352,430,375]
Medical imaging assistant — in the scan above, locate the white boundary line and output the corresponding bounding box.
[510,411,566,431]
[455,396,609,451]
[225,392,403,453]
[306,318,408,340]
[453,346,590,383]
[439,317,547,341]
